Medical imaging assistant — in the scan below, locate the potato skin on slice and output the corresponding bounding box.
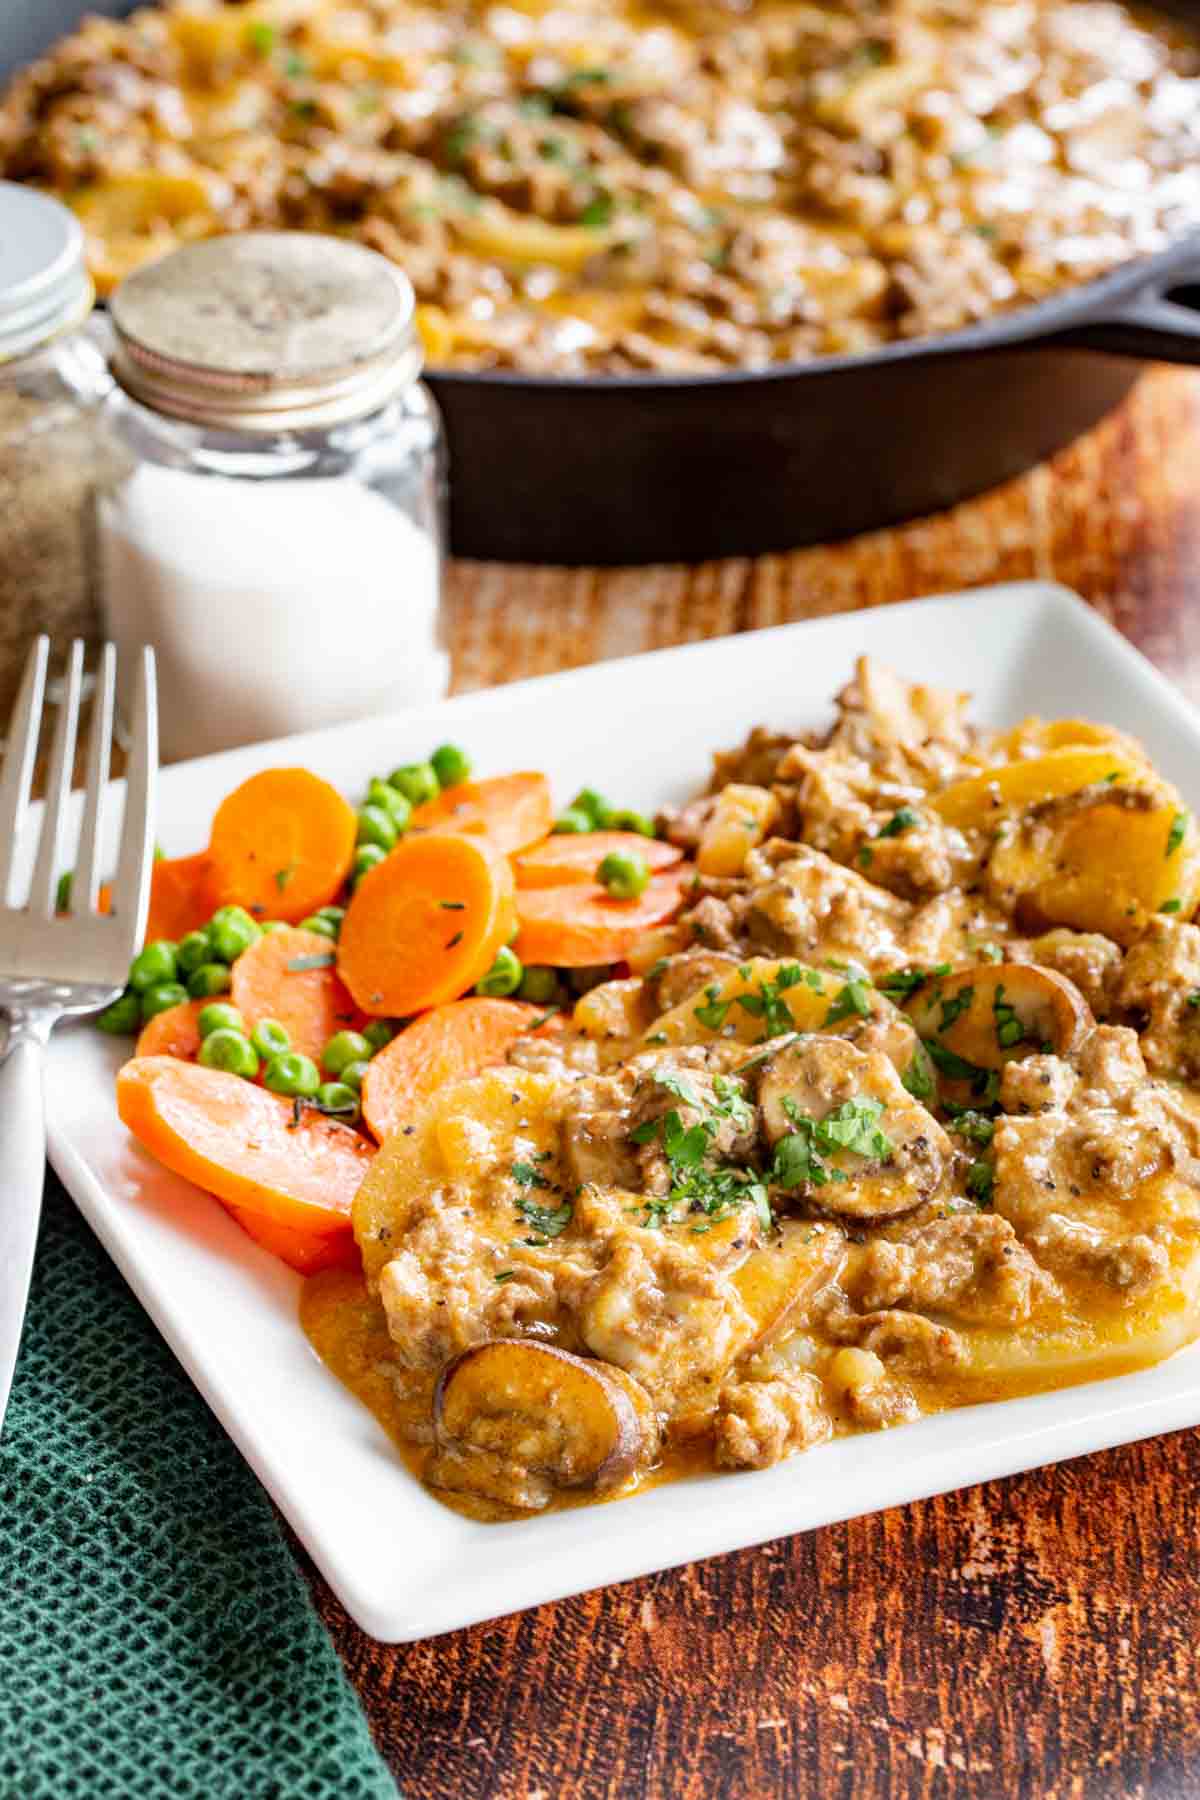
[432,1340,658,1509]
[906,962,1092,1077]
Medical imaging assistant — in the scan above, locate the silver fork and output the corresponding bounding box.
[0,636,157,1432]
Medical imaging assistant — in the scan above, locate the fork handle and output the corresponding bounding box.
[0,1022,48,1432]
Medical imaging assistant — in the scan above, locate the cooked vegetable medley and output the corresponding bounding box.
[4,0,1199,373]
[105,667,1200,1519]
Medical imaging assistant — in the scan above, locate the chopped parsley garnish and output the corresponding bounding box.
[858,846,874,869]
[286,951,335,972]
[580,191,614,228]
[629,1081,768,1230]
[514,1196,572,1238]
[651,1069,702,1107]
[274,862,296,892]
[1189,992,1200,1010]
[494,1270,517,1284]
[966,1159,995,1206]
[1161,899,1183,914]
[992,983,1026,1050]
[1168,811,1189,858]
[245,20,276,54]
[445,930,464,948]
[901,1043,936,1101]
[693,984,730,1030]
[923,1038,1001,1102]
[947,1108,995,1147]
[938,986,974,1032]
[878,964,950,1002]
[878,806,920,838]
[824,978,872,1027]
[772,1095,892,1190]
[647,957,671,980]
[736,964,805,1039]
[803,969,825,992]
[512,1160,551,1189]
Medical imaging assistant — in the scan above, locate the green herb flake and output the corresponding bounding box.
[878,806,921,839]
[966,1159,995,1206]
[274,863,296,892]
[858,845,874,870]
[772,1095,893,1190]
[1167,811,1189,858]
[494,1270,517,1284]
[901,1042,936,1101]
[1161,899,1183,914]
[694,985,730,1031]
[512,1161,551,1190]
[937,986,974,1032]
[824,978,873,1028]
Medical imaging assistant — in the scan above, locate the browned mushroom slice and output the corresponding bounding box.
[430,1340,658,1511]
[757,1037,951,1219]
[905,962,1092,1100]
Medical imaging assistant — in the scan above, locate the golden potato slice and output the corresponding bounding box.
[432,1340,658,1507]
[932,747,1144,831]
[696,784,780,877]
[992,717,1148,762]
[71,172,223,295]
[454,205,614,272]
[733,1219,847,1349]
[757,1036,951,1219]
[906,961,1093,1098]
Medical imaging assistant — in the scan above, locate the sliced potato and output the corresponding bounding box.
[454,205,615,272]
[572,977,656,1045]
[992,717,1148,761]
[71,172,223,294]
[906,961,1093,1094]
[733,1219,847,1349]
[431,1340,658,1509]
[932,747,1144,831]
[758,1036,951,1219]
[696,784,780,877]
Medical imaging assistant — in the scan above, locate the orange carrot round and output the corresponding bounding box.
[410,771,553,854]
[223,1202,359,1276]
[362,996,552,1142]
[513,830,683,890]
[230,925,360,1062]
[135,998,206,1061]
[514,871,689,967]
[116,1056,374,1236]
[144,851,216,944]
[208,767,357,924]
[337,831,516,1016]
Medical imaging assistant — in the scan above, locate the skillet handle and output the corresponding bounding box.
[1050,248,1200,364]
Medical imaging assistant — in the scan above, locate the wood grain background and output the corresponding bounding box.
[310,365,1200,1800]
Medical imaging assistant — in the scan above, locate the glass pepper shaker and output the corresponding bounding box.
[98,231,448,763]
[0,182,113,721]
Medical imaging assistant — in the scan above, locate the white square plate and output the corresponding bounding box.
[44,580,1200,1641]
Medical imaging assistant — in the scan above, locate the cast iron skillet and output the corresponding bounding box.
[7,0,1200,562]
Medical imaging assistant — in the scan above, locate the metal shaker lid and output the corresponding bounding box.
[108,231,423,431]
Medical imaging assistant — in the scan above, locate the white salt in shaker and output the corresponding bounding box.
[98,232,447,762]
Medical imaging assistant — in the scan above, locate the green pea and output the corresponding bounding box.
[338,1058,370,1094]
[362,1019,397,1054]
[351,844,387,888]
[140,981,189,1022]
[476,946,523,997]
[176,929,213,976]
[56,871,73,913]
[323,1029,371,1077]
[571,788,612,828]
[263,1051,321,1099]
[317,905,346,925]
[129,940,178,992]
[187,962,232,999]
[299,915,339,940]
[198,1028,260,1079]
[609,808,657,838]
[314,1081,360,1122]
[251,1018,291,1060]
[552,807,593,835]
[598,849,649,901]
[197,1002,245,1038]
[367,779,412,833]
[357,804,398,852]
[96,990,141,1035]
[209,905,262,963]
[389,761,439,807]
[431,743,472,790]
[517,966,563,1005]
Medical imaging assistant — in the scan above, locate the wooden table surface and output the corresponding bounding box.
[309,365,1200,1800]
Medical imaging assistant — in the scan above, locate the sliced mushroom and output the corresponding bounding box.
[430,1340,658,1511]
[757,1036,951,1219]
[905,961,1093,1090]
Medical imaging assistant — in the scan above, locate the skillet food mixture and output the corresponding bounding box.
[3,0,1199,373]
[298,661,1200,1517]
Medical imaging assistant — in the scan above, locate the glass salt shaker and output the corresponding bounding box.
[98,232,448,763]
[0,183,113,721]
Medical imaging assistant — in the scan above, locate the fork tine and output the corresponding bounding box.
[28,639,84,919]
[73,641,115,915]
[109,647,158,955]
[0,637,49,908]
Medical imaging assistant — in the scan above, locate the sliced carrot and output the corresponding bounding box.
[208,767,357,924]
[135,998,206,1061]
[513,830,683,890]
[337,831,516,1016]
[515,870,689,967]
[144,851,216,943]
[230,925,359,1062]
[411,772,553,855]
[223,1202,359,1276]
[362,996,553,1142]
[116,1056,374,1236]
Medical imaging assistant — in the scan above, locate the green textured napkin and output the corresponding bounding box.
[0,1178,399,1800]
